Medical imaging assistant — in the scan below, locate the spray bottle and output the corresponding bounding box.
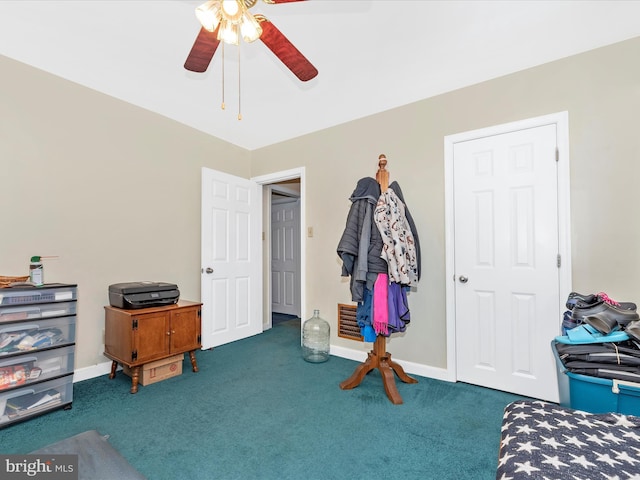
[29,256,44,286]
[29,256,58,286]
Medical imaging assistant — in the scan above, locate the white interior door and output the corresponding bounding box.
[271,198,300,316]
[201,167,262,349]
[451,121,566,402]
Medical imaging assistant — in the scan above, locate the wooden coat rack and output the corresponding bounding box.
[339,154,418,405]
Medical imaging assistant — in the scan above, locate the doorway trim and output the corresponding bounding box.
[251,167,306,331]
[443,112,572,382]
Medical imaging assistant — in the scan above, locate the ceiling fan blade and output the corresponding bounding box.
[184,27,221,73]
[257,16,318,82]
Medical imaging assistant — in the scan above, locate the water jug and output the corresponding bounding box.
[302,309,330,363]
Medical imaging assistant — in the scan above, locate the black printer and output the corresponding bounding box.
[108,282,180,309]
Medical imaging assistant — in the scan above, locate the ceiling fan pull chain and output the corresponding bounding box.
[221,42,226,110]
[238,41,242,121]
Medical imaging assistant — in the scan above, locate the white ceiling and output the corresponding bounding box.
[1,1,640,150]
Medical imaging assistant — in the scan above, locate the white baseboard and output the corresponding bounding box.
[330,345,454,383]
[330,345,368,363]
[73,360,118,383]
[74,347,455,384]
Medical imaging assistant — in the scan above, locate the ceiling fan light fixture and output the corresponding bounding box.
[218,21,240,45]
[195,0,222,32]
[220,0,244,23]
[240,11,262,43]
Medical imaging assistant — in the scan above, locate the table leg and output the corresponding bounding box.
[108,360,118,380]
[130,366,140,394]
[189,350,199,372]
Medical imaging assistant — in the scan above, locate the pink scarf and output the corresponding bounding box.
[373,273,389,335]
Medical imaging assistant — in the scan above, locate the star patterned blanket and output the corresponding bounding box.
[496,400,640,480]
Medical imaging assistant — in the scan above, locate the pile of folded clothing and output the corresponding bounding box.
[555,292,640,382]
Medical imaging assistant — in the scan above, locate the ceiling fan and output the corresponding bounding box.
[184,0,318,82]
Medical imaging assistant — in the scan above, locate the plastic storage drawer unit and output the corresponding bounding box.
[0,301,77,322]
[0,345,75,391]
[0,284,76,306]
[0,375,73,426]
[553,340,640,416]
[0,315,76,357]
[0,283,77,428]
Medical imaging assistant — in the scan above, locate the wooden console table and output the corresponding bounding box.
[104,300,202,393]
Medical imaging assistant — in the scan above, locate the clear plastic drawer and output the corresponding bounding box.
[0,316,76,357]
[0,285,77,306]
[0,301,77,321]
[0,375,73,427]
[0,345,75,392]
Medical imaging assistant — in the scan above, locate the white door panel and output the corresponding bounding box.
[271,198,300,316]
[453,123,561,401]
[201,167,262,348]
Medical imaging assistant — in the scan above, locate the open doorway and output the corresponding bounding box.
[270,179,301,327]
[251,168,306,333]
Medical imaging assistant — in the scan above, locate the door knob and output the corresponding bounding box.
[459,275,468,283]
[204,267,214,274]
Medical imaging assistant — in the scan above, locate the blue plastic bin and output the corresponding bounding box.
[553,340,640,416]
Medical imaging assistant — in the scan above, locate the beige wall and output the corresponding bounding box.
[2,36,639,376]
[1,55,251,370]
[251,36,640,369]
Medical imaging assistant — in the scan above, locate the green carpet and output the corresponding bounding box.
[0,319,525,479]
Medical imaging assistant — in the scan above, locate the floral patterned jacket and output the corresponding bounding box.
[374,189,418,286]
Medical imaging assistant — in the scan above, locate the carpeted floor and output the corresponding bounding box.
[0,319,525,479]
[272,312,299,327]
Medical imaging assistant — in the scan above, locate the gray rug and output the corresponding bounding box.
[31,430,146,480]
